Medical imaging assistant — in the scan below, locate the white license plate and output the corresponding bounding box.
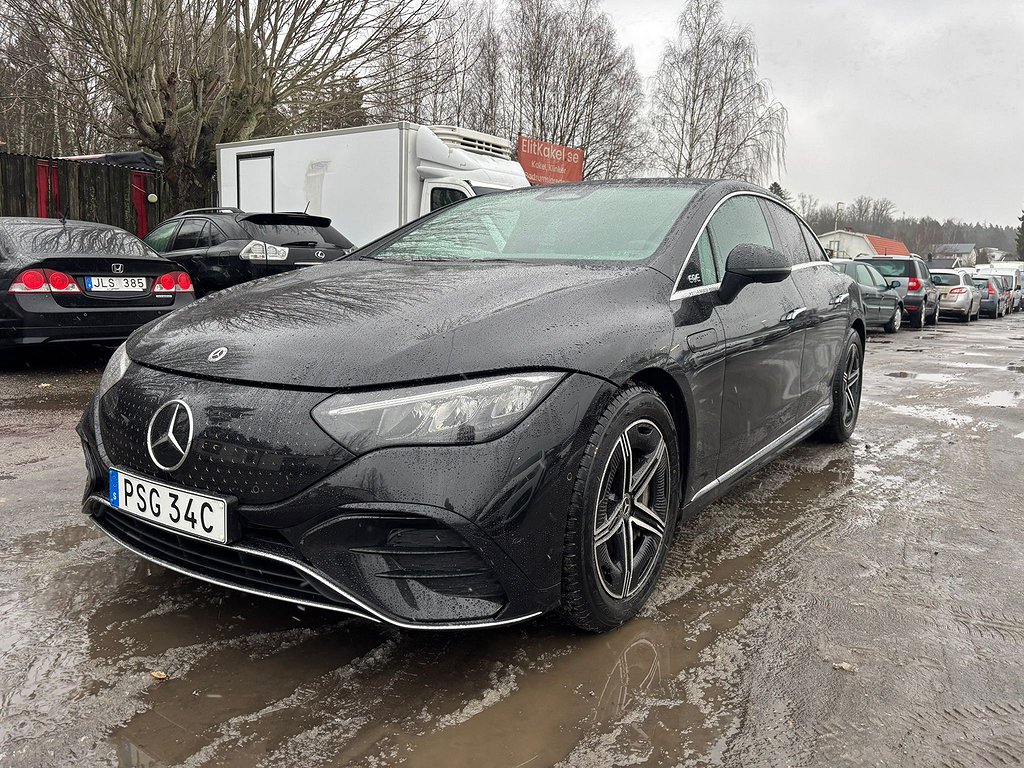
[86,276,148,292]
[109,468,228,543]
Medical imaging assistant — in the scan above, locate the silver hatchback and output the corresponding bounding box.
[931,269,981,322]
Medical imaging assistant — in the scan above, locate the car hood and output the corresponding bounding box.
[127,259,672,389]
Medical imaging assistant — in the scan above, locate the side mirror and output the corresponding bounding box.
[719,243,791,303]
[889,280,900,290]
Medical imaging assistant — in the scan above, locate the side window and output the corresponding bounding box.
[143,221,179,253]
[707,196,773,278]
[430,187,468,212]
[677,230,718,291]
[208,222,229,246]
[853,264,874,287]
[867,265,888,289]
[763,200,810,265]
[171,219,209,251]
[800,222,828,261]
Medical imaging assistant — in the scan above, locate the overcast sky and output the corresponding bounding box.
[601,0,1024,225]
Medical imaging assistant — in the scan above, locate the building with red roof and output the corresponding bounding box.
[818,229,913,260]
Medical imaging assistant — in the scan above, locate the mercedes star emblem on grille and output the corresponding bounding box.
[146,400,194,472]
[111,263,124,273]
[208,347,227,362]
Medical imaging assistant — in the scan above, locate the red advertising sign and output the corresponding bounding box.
[516,135,584,185]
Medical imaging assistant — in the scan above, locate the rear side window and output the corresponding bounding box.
[863,259,913,278]
[240,217,353,249]
[208,223,229,246]
[762,200,810,265]
[171,219,209,251]
[707,196,774,277]
[801,223,828,261]
[853,264,875,287]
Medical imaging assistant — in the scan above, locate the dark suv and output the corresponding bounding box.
[144,209,353,296]
[854,254,940,328]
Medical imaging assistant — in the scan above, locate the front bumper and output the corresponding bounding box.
[79,369,614,629]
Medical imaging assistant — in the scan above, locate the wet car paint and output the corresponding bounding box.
[5,315,1024,765]
[85,180,863,629]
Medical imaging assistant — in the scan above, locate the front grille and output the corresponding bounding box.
[99,365,350,504]
[95,508,360,612]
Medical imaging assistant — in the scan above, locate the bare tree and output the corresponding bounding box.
[9,0,447,210]
[649,0,786,182]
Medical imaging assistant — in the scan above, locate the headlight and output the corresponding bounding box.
[97,342,130,399]
[312,372,563,452]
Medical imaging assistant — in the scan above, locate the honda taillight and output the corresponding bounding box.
[907,277,922,291]
[45,270,80,293]
[7,269,81,294]
[9,269,47,293]
[153,271,193,293]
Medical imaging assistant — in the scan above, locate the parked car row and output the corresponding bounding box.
[829,253,1020,334]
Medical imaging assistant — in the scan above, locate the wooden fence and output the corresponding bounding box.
[0,152,171,237]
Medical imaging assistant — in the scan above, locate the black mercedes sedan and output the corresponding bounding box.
[78,180,865,632]
[0,217,194,348]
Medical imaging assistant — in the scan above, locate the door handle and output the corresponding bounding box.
[782,307,809,322]
[830,292,849,306]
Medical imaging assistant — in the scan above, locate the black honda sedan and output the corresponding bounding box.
[0,218,194,347]
[79,180,865,632]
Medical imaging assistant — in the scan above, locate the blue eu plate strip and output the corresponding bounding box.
[85,277,93,291]
[109,469,120,507]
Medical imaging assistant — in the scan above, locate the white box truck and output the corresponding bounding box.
[216,122,530,246]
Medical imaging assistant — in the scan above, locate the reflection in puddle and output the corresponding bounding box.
[968,390,1022,408]
[885,371,954,383]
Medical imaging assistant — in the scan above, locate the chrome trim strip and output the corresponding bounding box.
[689,403,831,504]
[88,494,543,631]
[669,190,829,301]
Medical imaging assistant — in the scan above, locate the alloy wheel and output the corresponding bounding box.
[593,420,670,601]
[842,343,862,430]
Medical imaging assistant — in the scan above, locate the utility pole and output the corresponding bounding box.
[834,201,845,232]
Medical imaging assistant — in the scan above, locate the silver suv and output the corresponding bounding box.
[854,255,941,328]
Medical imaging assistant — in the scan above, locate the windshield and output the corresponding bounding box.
[366,185,699,263]
[931,272,961,286]
[0,220,150,258]
[239,217,352,249]
[861,258,913,277]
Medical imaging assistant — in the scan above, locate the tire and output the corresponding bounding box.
[926,298,939,326]
[560,386,681,632]
[962,309,971,323]
[817,328,863,444]
[909,305,925,329]
[883,305,902,333]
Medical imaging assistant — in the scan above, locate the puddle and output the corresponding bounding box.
[885,372,954,383]
[968,390,1022,408]
[946,361,1004,370]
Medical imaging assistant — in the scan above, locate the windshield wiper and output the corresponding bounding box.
[280,240,320,247]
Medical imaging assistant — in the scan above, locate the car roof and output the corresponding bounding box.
[856,254,916,260]
[0,216,126,233]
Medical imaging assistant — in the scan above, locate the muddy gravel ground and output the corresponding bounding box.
[3,317,1024,768]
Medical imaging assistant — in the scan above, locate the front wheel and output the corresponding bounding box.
[560,386,681,632]
[817,329,863,444]
[926,298,939,325]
